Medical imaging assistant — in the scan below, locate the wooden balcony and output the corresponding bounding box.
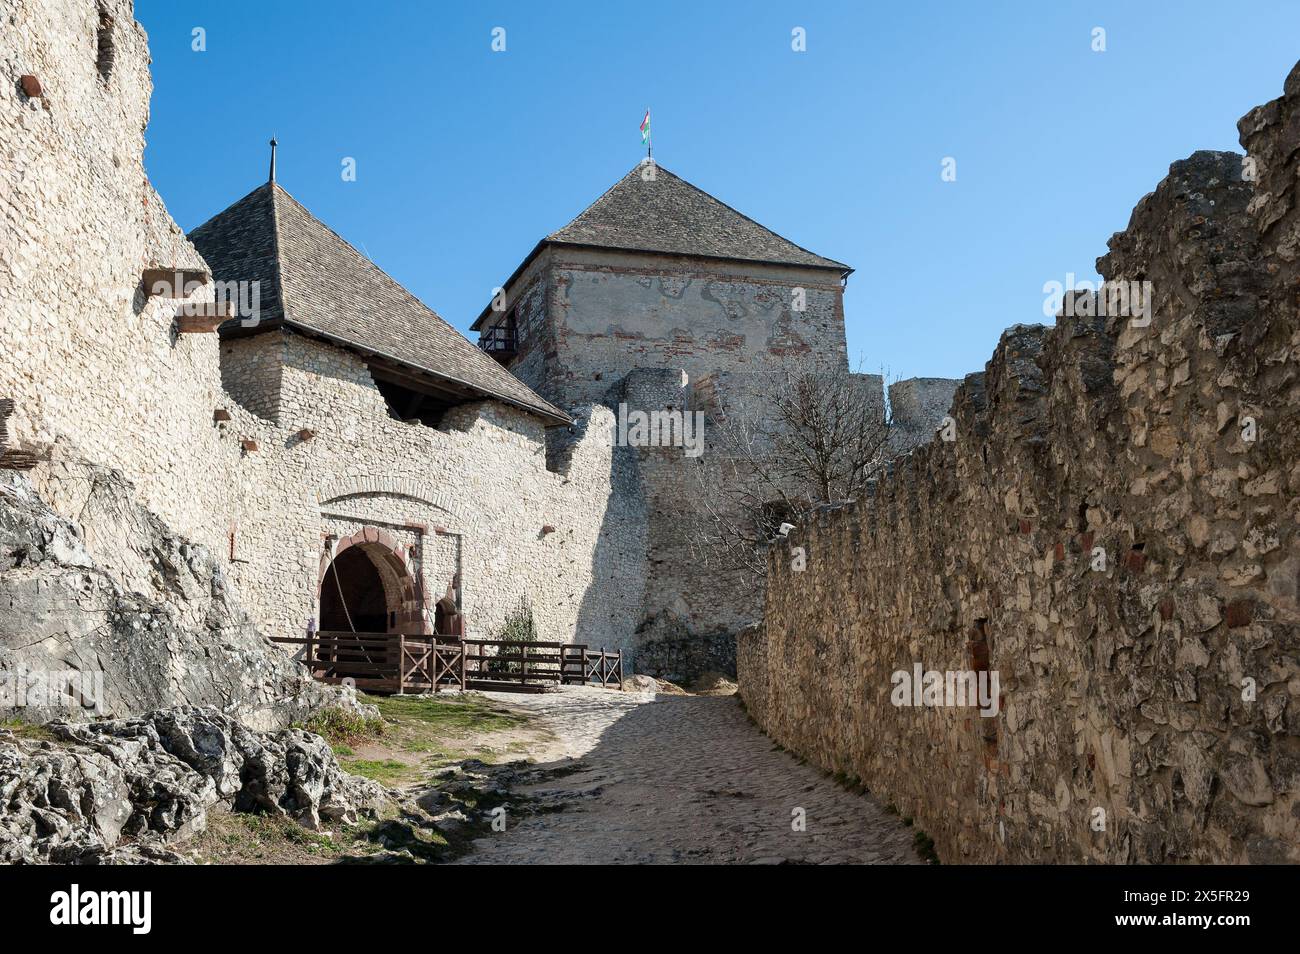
[477,324,517,365]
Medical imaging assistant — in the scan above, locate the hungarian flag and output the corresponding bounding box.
[640,110,651,146]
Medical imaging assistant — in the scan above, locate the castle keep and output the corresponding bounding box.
[473,163,922,672]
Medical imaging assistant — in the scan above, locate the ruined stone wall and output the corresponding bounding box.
[738,69,1300,864]
[0,0,242,558]
[604,367,733,679]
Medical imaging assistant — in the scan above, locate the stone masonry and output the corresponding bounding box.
[2,0,956,708]
[1,0,646,670]
[481,171,955,677]
[738,66,1300,864]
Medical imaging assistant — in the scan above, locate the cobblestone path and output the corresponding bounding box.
[453,687,922,865]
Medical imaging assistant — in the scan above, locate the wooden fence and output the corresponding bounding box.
[270,632,466,693]
[271,633,622,694]
[461,640,623,692]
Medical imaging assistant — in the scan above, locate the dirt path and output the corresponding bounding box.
[454,686,923,865]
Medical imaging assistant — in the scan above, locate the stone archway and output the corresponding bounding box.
[317,527,429,634]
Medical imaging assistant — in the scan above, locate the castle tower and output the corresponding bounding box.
[475,162,853,407]
[478,162,856,679]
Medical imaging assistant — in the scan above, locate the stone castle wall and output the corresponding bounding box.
[1,0,643,658]
[1,0,242,559]
[216,329,645,649]
[738,68,1300,864]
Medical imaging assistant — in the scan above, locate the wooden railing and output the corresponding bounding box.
[477,324,517,361]
[461,640,623,691]
[462,640,576,691]
[271,632,465,693]
[583,647,623,690]
[272,633,622,694]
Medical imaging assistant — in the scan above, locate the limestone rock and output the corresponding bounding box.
[0,706,385,863]
[0,466,366,729]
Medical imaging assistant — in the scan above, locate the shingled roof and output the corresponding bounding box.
[189,182,569,424]
[473,163,850,329]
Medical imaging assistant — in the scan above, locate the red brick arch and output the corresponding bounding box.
[318,527,429,634]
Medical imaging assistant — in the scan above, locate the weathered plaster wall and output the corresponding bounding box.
[739,74,1300,864]
[527,248,850,410]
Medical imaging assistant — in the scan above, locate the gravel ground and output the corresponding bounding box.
[453,686,922,865]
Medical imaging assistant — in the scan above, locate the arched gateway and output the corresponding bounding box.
[317,528,430,635]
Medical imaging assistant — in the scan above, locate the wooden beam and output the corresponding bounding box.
[369,360,480,405]
[175,301,234,334]
[0,445,51,470]
[0,398,12,452]
[143,268,210,298]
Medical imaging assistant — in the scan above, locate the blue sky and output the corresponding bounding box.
[137,1,1300,381]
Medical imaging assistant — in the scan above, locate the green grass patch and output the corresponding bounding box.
[339,758,409,786]
[0,719,58,743]
[194,810,404,864]
[297,707,386,748]
[235,814,338,854]
[364,693,529,733]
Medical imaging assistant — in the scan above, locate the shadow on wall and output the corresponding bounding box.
[567,374,747,682]
[568,406,648,664]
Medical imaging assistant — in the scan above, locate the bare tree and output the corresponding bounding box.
[688,365,893,587]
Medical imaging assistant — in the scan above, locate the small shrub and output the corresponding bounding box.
[913,829,940,864]
[299,707,386,748]
[488,595,537,675]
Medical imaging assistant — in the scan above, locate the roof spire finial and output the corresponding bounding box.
[268,136,278,183]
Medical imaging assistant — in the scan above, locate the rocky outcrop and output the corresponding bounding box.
[0,706,384,864]
[739,65,1300,863]
[0,462,358,729]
